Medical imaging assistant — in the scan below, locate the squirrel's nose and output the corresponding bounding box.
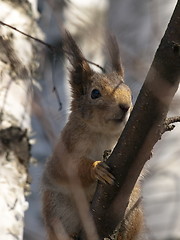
[119,104,130,113]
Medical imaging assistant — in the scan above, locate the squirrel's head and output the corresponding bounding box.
[65,32,132,135]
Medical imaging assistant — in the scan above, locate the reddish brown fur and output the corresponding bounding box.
[42,32,144,240]
[118,184,144,240]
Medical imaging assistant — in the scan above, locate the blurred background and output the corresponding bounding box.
[23,0,180,239]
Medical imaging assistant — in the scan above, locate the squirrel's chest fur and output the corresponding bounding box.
[62,116,120,162]
[86,132,117,161]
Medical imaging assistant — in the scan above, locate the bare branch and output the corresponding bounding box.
[0,20,106,72]
[91,1,180,238]
[0,20,54,51]
[163,116,180,133]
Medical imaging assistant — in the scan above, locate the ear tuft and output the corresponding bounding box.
[64,31,92,97]
[64,31,91,72]
[108,35,124,79]
[64,31,83,65]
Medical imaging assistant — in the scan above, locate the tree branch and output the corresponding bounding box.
[163,116,180,133]
[91,1,180,238]
[0,20,54,51]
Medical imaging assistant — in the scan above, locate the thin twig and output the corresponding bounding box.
[85,59,106,73]
[0,20,54,51]
[0,20,105,72]
[163,116,180,133]
[0,20,64,110]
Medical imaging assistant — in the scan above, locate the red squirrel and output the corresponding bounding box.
[42,32,143,240]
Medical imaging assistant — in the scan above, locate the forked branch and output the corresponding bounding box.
[91,1,180,238]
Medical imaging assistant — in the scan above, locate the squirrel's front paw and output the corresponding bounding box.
[92,161,115,185]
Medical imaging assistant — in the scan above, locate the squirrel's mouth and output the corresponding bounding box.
[113,118,124,123]
[112,113,127,123]
[108,110,128,124]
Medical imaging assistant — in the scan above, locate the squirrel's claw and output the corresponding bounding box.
[92,161,115,185]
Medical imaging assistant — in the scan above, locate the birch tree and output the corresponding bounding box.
[0,1,42,239]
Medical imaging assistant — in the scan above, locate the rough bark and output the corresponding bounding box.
[91,1,180,238]
[0,1,42,239]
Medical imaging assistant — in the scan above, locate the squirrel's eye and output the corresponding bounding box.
[91,89,101,99]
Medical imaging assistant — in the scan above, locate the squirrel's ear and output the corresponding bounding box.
[108,35,124,79]
[64,31,92,96]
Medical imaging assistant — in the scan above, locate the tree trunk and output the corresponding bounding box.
[0,1,42,239]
